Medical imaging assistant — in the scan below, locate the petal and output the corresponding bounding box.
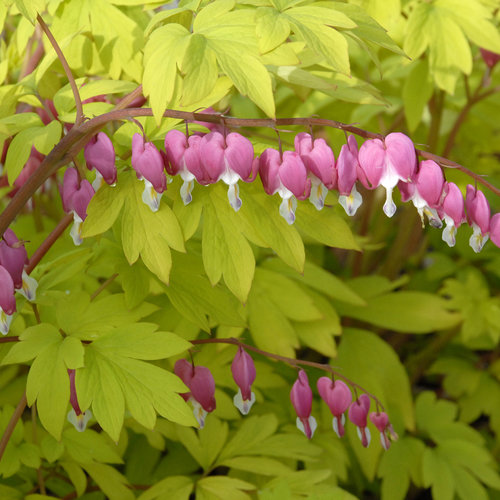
[165,129,188,175]
[339,185,362,216]
[385,132,417,182]
[180,180,194,206]
[199,132,225,183]
[332,414,346,438]
[67,409,93,432]
[469,224,489,253]
[308,180,328,211]
[357,426,371,448]
[259,149,282,195]
[18,270,38,301]
[279,196,297,225]
[279,151,308,197]
[383,187,397,218]
[70,213,84,246]
[190,398,208,429]
[233,388,256,415]
[296,415,317,439]
[442,218,458,247]
[224,133,254,180]
[490,213,500,248]
[227,183,242,212]
[358,139,385,188]
[141,179,163,212]
[0,308,13,335]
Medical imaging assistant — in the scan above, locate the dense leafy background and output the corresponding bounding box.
[0,0,499,499]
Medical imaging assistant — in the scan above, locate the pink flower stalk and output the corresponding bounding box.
[369,411,398,450]
[336,136,363,216]
[0,265,16,335]
[290,370,317,439]
[490,213,500,249]
[84,132,117,188]
[231,347,256,415]
[131,134,167,212]
[317,377,352,438]
[358,133,417,217]
[480,48,500,69]
[165,130,203,205]
[61,168,95,246]
[465,185,490,252]
[195,131,256,211]
[67,369,92,432]
[438,182,465,247]
[348,394,371,447]
[0,229,37,302]
[259,148,311,224]
[294,132,336,210]
[174,359,216,428]
[399,160,445,228]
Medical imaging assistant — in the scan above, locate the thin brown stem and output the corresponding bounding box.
[191,338,385,410]
[90,273,118,301]
[31,303,41,324]
[37,15,83,126]
[0,393,28,463]
[31,404,46,494]
[0,337,19,343]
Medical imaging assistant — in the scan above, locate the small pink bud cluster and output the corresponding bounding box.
[0,229,38,335]
[289,370,396,450]
[174,346,257,428]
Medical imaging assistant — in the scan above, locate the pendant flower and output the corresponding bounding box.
[290,370,317,439]
[348,394,371,447]
[317,377,352,438]
[465,185,490,253]
[174,359,216,429]
[67,369,92,432]
[0,229,38,302]
[165,129,203,205]
[491,213,500,249]
[337,136,363,216]
[61,168,95,246]
[438,182,465,247]
[294,132,336,210]
[231,347,256,415]
[0,266,15,335]
[84,132,117,189]
[358,133,417,217]
[369,411,397,450]
[131,133,167,212]
[259,148,311,224]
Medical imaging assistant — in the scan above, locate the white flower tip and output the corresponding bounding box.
[20,271,38,302]
[380,431,391,450]
[67,409,92,432]
[233,389,256,415]
[180,180,194,206]
[91,171,104,191]
[339,187,362,216]
[296,416,317,439]
[191,399,208,429]
[469,226,488,253]
[309,182,327,211]
[332,414,346,438]
[228,184,242,212]
[0,309,13,335]
[70,216,83,246]
[356,426,371,447]
[383,200,396,218]
[442,224,457,247]
[142,180,162,212]
[279,197,297,225]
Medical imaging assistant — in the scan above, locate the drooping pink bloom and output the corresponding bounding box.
[336,136,363,216]
[61,168,95,246]
[480,48,500,69]
[164,130,203,205]
[290,370,317,439]
[84,132,117,188]
[174,359,216,428]
[196,131,256,211]
[317,377,352,438]
[294,132,336,210]
[67,369,92,432]
[259,148,311,224]
[0,229,37,302]
[438,182,465,247]
[490,213,500,249]
[369,411,397,450]
[465,185,490,252]
[358,133,417,217]
[231,347,256,415]
[399,160,445,227]
[348,394,371,447]
[0,265,16,335]
[131,133,167,212]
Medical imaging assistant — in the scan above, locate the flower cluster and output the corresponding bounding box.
[172,347,395,451]
[0,229,37,335]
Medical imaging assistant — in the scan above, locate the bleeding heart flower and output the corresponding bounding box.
[490,213,500,249]
[438,182,465,247]
[0,265,15,335]
[369,411,397,450]
[67,369,92,432]
[317,377,352,437]
[480,48,500,69]
[337,136,363,216]
[231,346,256,415]
[290,370,317,439]
[84,132,117,189]
[348,394,371,447]
[465,185,490,252]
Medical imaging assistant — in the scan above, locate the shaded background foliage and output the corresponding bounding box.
[0,0,499,499]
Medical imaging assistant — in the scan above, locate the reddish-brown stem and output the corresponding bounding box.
[37,15,83,126]
[26,213,73,274]
[0,337,19,343]
[0,392,27,463]
[19,28,44,79]
[90,273,119,301]
[191,338,385,410]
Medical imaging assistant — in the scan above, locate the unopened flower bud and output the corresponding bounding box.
[67,369,92,432]
[84,132,117,188]
[0,265,15,335]
[369,411,397,450]
[290,370,317,439]
[231,347,256,415]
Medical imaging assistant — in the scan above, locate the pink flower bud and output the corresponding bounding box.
[480,48,500,69]
[0,265,16,316]
[359,133,417,217]
[0,229,28,289]
[174,359,216,428]
[290,370,317,439]
[67,369,92,432]
[439,182,465,247]
[61,168,79,213]
[348,394,371,447]
[491,213,500,249]
[71,180,94,222]
[231,347,256,415]
[280,152,311,200]
[466,185,490,252]
[259,148,282,196]
[317,377,352,438]
[369,411,395,450]
[337,136,363,216]
[84,132,117,186]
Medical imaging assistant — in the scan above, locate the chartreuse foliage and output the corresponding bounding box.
[1,0,500,499]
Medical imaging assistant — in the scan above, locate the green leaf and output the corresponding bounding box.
[221,456,293,476]
[202,184,255,302]
[63,427,123,464]
[403,60,433,132]
[255,7,290,53]
[422,448,454,500]
[41,435,65,463]
[138,476,194,500]
[0,112,42,136]
[5,127,42,184]
[82,462,135,500]
[60,462,87,498]
[197,476,254,500]
[15,0,45,23]
[60,337,84,369]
